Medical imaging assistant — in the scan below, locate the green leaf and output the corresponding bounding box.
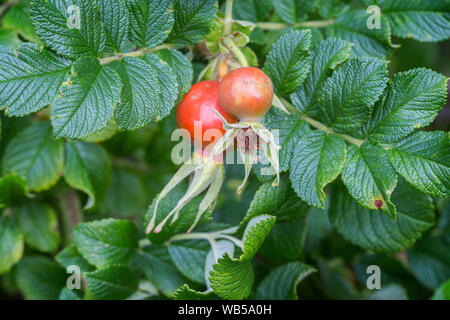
[155,49,193,101]
[0,43,70,117]
[242,46,258,66]
[31,0,106,58]
[232,0,273,22]
[85,266,138,300]
[204,240,234,289]
[264,109,311,171]
[0,175,26,208]
[372,0,450,42]
[250,27,268,45]
[174,284,217,300]
[14,201,60,253]
[305,206,332,252]
[255,262,316,299]
[0,115,31,160]
[59,287,80,300]
[342,142,397,216]
[330,180,435,253]
[168,240,210,284]
[134,245,185,296]
[15,256,66,300]
[111,55,178,131]
[167,0,218,46]
[317,57,388,135]
[2,2,41,43]
[327,10,395,59]
[291,38,352,115]
[367,68,448,143]
[432,279,450,300]
[264,30,311,95]
[240,216,276,255]
[111,57,160,130]
[367,284,408,300]
[84,119,118,143]
[290,131,346,208]
[210,254,254,300]
[239,175,309,232]
[64,140,112,209]
[387,131,449,198]
[0,215,24,275]
[100,168,143,217]
[127,0,174,48]
[408,233,450,290]
[2,122,64,192]
[209,215,276,299]
[55,245,95,273]
[317,259,360,299]
[353,253,427,300]
[316,0,350,19]
[73,218,138,268]
[273,0,316,24]
[97,0,129,52]
[0,30,20,48]
[260,217,308,263]
[142,53,179,114]
[51,57,121,139]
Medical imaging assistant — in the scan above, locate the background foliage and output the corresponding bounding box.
[0,0,449,300]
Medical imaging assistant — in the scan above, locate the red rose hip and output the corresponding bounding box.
[218,67,273,121]
[176,80,236,146]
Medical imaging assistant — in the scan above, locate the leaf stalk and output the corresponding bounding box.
[256,19,335,30]
[98,44,174,65]
[279,97,365,147]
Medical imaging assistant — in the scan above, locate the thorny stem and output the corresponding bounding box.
[256,19,335,30]
[223,0,234,36]
[98,44,174,65]
[222,37,249,67]
[279,96,365,147]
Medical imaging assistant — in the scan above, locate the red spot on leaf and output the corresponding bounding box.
[374,199,383,209]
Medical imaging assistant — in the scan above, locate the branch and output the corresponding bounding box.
[223,0,233,36]
[256,19,335,30]
[98,44,174,65]
[166,227,243,249]
[57,189,83,245]
[279,97,365,147]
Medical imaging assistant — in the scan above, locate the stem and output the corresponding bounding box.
[166,228,243,249]
[98,44,174,65]
[218,226,239,234]
[57,189,83,246]
[256,19,335,30]
[216,234,243,248]
[223,0,233,36]
[279,97,365,147]
[139,239,151,249]
[301,115,365,147]
[222,37,248,67]
[168,233,211,242]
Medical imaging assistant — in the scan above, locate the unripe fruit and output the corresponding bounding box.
[176,80,237,146]
[218,67,273,121]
